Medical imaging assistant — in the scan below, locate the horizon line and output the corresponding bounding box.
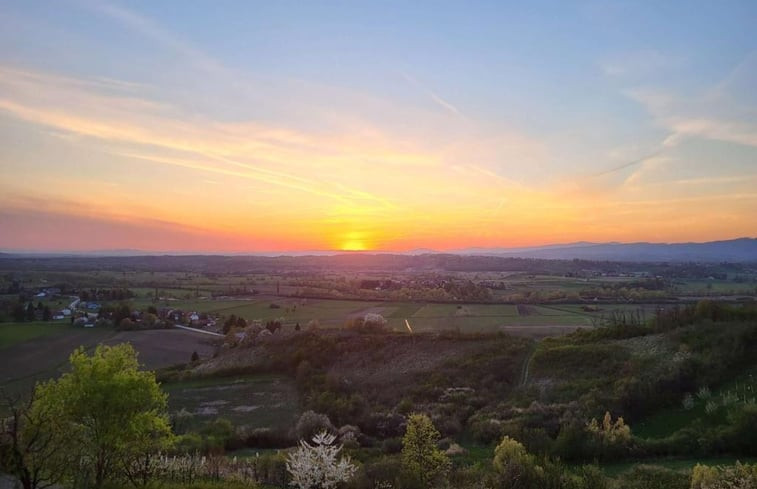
[1,236,754,257]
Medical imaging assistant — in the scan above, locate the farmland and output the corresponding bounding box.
[1,255,756,488]
[140,296,603,334]
[0,320,70,349]
[0,321,216,397]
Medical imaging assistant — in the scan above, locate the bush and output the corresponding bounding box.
[243,427,294,448]
[294,410,336,441]
[345,313,388,333]
[691,462,757,489]
[492,436,543,488]
[381,437,403,454]
[614,465,689,489]
[364,456,403,488]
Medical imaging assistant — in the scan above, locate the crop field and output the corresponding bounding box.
[103,329,218,369]
[135,297,607,334]
[399,302,594,333]
[0,324,116,396]
[0,323,218,397]
[0,321,71,349]
[164,375,300,431]
[675,279,757,295]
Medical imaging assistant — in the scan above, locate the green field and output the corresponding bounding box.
[0,321,71,349]
[132,297,606,334]
[164,375,300,431]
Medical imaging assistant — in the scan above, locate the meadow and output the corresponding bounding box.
[164,374,300,432]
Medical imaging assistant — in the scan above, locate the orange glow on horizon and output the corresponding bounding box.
[0,67,755,253]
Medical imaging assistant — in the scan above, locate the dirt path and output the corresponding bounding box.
[174,324,223,337]
[519,342,537,386]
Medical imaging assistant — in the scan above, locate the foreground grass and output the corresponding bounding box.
[600,456,757,477]
[634,363,757,439]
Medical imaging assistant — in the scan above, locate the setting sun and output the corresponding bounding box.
[340,237,367,251]
[340,241,365,251]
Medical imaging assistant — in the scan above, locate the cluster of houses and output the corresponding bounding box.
[34,287,61,298]
[156,308,219,331]
[30,286,227,333]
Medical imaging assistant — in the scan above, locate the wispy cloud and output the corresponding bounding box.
[84,0,229,79]
[401,72,464,118]
[601,49,678,78]
[626,53,757,149]
[594,149,665,177]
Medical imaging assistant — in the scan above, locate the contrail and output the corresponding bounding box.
[400,71,464,118]
[595,149,664,177]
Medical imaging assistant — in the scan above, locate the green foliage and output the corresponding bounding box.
[0,389,69,489]
[401,414,450,488]
[492,436,543,488]
[614,465,689,489]
[691,461,757,489]
[586,412,631,444]
[32,343,174,488]
[294,411,336,441]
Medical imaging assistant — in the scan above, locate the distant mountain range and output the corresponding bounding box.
[452,238,757,262]
[1,238,756,263]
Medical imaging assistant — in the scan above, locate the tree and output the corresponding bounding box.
[13,303,25,322]
[223,314,237,334]
[32,344,174,488]
[295,411,335,441]
[492,436,542,489]
[286,431,357,489]
[25,303,35,321]
[42,306,51,322]
[586,411,631,443]
[401,414,450,488]
[0,390,68,489]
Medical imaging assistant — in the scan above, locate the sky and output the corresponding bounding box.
[0,1,756,252]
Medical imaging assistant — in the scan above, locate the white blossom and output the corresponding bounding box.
[286,431,357,489]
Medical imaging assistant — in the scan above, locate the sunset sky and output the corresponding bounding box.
[1,1,756,252]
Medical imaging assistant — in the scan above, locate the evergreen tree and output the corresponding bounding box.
[401,414,450,488]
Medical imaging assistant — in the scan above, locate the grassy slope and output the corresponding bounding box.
[164,374,300,431]
[634,363,757,439]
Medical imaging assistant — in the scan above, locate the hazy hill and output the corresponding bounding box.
[456,238,757,262]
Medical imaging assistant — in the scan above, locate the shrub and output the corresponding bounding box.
[492,436,542,488]
[691,462,757,489]
[364,456,403,488]
[242,427,294,448]
[294,411,336,441]
[615,465,689,489]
